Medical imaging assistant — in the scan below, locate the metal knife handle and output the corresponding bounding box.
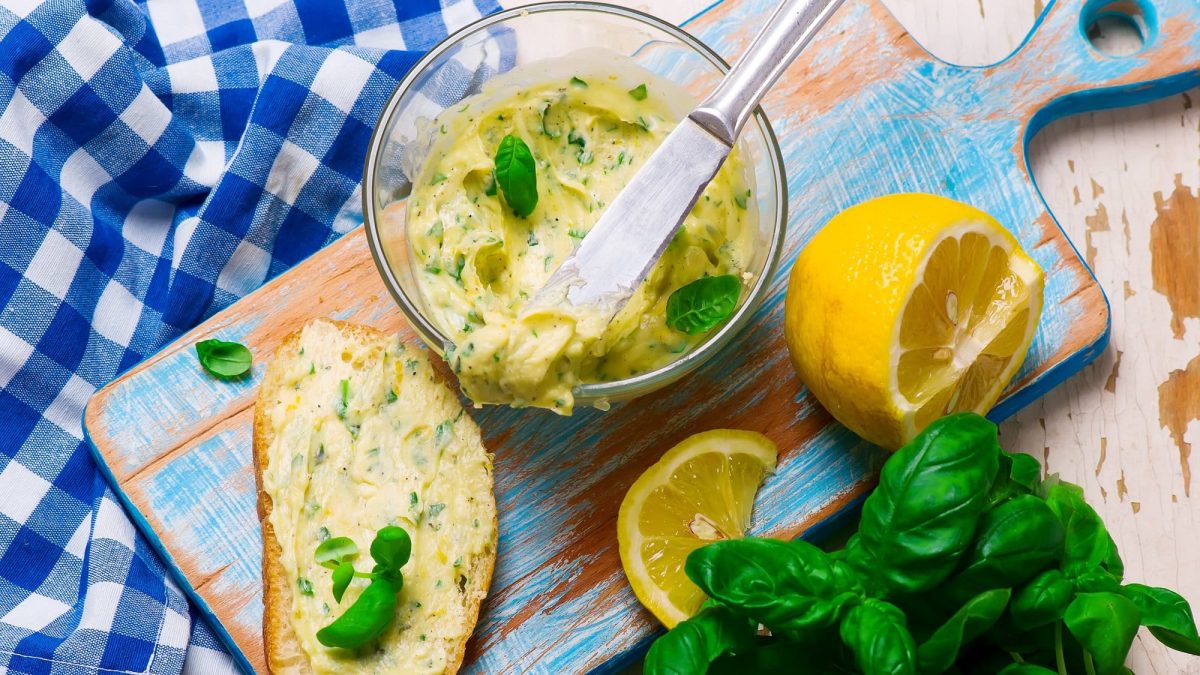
[690,0,845,145]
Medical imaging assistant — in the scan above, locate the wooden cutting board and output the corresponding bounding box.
[83,0,1200,672]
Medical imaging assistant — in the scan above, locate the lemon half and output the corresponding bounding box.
[617,430,777,627]
[785,193,1044,450]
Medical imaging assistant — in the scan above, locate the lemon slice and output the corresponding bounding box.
[618,430,777,627]
[785,193,1044,450]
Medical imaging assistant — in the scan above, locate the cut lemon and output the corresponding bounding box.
[618,430,777,627]
[785,193,1044,450]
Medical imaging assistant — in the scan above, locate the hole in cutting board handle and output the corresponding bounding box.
[1080,0,1156,57]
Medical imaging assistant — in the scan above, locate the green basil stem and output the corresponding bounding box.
[1082,651,1098,675]
[1054,622,1067,675]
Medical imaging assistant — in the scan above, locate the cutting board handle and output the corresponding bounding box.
[991,0,1200,122]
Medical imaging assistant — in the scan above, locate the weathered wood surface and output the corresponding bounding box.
[84,0,1200,672]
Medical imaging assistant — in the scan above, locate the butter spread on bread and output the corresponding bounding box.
[256,320,496,673]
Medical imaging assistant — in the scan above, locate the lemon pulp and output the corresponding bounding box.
[896,226,1043,437]
[618,430,777,627]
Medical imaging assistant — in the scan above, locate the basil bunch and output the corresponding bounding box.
[314,526,411,650]
[645,413,1200,674]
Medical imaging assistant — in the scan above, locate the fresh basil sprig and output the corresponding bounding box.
[195,339,252,379]
[643,413,1200,675]
[315,526,412,650]
[494,134,538,217]
[666,275,741,335]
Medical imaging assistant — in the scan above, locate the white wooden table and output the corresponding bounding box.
[500,1,1200,672]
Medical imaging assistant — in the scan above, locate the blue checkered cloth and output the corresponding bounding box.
[0,0,503,672]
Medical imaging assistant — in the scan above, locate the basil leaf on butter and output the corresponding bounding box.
[316,536,359,570]
[195,339,252,379]
[569,76,588,88]
[628,83,648,100]
[494,135,538,217]
[370,526,412,571]
[666,275,741,335]
[331,561,354,603]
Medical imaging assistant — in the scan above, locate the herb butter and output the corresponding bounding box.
[407,69,756,414]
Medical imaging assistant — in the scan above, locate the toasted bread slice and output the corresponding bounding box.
[255,319,497,674]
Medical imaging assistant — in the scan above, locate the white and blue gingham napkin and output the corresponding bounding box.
[0,0,505,671]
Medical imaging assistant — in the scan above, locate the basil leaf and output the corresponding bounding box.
[316,578,399,649]
[1008,452,1042,490]
[494,134,538,217]
[686,538,861,633]
[369,525,411,571]
[985,450,1041,509]
[666,275,741,335]
[941,494,1063,605]
[332,561,355,603]
[1011,569,1075,630]
[1072,568,1121,594]
[315,536,358,569]
[1046,483,1123,578]
[629,83,648,100]
[839,599,917,675]
[1122,583,1200,654]
[916,588,1010,674]
[195,339,252,379]
[644,603,755,675]
[857,413,1000,595]
[569,76,588,87]
[1064,591,1140,675]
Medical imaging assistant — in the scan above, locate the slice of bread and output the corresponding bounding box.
[255,319,497,674]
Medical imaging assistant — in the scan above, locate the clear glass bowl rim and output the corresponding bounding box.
[362,0,788,404]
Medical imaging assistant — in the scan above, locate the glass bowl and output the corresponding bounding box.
[363,1,787,408]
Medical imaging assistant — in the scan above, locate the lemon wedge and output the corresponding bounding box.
[618,430,777,627]
[785,193,1044,450]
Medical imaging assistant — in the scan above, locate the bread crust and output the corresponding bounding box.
[254,320,497,674]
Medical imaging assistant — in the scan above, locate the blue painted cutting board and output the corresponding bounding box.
[84,0,1200,672]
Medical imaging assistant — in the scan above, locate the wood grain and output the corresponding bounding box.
[84,0,1200,672]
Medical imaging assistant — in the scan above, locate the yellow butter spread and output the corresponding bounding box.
[406,71,755,414]
[261,321,495,673]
